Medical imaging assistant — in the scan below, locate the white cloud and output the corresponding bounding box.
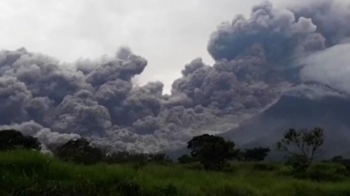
[301,44,350,94]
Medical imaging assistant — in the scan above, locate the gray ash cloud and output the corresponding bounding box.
[291,0,350,47]
[207,1,326,62]
[0,0,349,153]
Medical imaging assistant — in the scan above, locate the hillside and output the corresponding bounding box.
[222,82,350,159]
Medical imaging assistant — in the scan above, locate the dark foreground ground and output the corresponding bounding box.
[1,150,350,196]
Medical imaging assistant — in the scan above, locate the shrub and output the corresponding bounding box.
[187,134,239,171]
[242,147,270,162]
[178,154,195,164]
[294,163,347,182]
[277,127,324,173]
[104,151,147,164]
[131,159,148,171]
[204,184,258,196]
[0,129,40,151]
[252,163,276,171]
[328,156,350,171]
[104,151,171,167]
[221,163,237,174]
[116,180,143,196]
[154,184,178,196]
[54,138,103,165]
[184,162,203,171]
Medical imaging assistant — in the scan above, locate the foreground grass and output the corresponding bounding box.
[1,150,350,196]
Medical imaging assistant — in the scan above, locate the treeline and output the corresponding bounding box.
[0,129,269,167]
[178,127,343,174]
[0,129,172,167]
[1,127,350,176]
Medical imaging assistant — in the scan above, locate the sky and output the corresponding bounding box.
[0,0,302,93]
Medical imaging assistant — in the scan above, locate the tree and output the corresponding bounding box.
[330,156,344,162]
[54,138,103,165]
[149,153,172,164]
[242,147,270,162]
[328,156,350,170]
[187,134,238,170]
[104,151,171,164]
[277,127,324,172]
[178,154,195,164]
[0,129,40,151]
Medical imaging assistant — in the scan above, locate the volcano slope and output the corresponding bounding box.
[222,82,350,159]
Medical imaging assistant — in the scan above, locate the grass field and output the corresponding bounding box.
[1,150,350,196]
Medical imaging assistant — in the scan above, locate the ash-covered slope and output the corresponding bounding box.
[222,82,350,158]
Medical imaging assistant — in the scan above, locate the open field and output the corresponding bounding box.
[1,150,350,196]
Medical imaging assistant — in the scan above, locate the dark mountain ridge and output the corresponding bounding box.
[221,82,350,159]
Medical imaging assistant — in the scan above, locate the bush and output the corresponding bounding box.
[105,151,148,164]
[154,184,178,196]
[275,166,292,176]
[184,162,203,171]
[54,138,103,165]
[277,128,324,173]
[242,147,270,162]
[328,156,350,171]
[0,129,40,151]
[204,184,258,196]
[252,163,276,171]
[104,151,171,166]
[116,180,143,196]
[221,163,237,174]
[187,134,239,171]
[4,150,350,195]
[178,154,195,164]
[131,159,148,171]
[294,163,347,182]
[149,153,172,164]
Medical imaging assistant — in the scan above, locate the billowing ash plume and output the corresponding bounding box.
[207,1,325,62]
[291,0,350,46]
[0,0,350,153]
[0,121,80,149]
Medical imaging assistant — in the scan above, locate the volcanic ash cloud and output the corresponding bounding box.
[0,0,350,153]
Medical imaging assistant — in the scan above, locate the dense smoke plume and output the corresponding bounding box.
[208,1,325,62]
[292,0,350,47]
[0,0,349,153]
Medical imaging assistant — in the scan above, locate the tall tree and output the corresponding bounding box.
[277,127,324,172]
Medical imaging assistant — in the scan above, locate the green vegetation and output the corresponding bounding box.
[240,147,271,162]
[277,127,325,173]
[0,130,40,151]
[2,150,350,196]
[54,138,103,165]
[187,134,239,170]
[2,127,350,195]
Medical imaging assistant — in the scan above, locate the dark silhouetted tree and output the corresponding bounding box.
[104,151,171,165]
[0,129,40,151]
[187,134,238,170]
[277,127,324,172]
[54,138,103,165]
[149,153,172,164]
[243,147,270,161]
[178,154,195,164]
[328,156,350,171]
